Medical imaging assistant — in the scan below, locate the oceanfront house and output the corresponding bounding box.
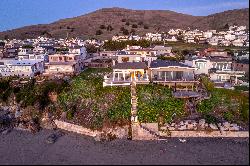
[43,54,85,76]
[149,60,198,91]
[103,62,149,87]
[0,59,44,77]
[209,70,245,85]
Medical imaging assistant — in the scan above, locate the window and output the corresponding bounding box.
[122,57,129,62]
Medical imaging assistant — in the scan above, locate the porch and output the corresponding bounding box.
[103,69,150,87]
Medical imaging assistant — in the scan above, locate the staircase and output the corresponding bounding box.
[130,81,138,123]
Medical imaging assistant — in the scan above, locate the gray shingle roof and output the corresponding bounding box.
[150,60,194,68]
[113,62,147,69]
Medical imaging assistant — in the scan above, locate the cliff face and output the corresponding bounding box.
[0,7,248,40]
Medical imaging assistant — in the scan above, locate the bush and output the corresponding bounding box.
[138,21,143,25]
[99,25,106,29]
[106,25,113,31]
[125,22,130,26]
[121,18,126,22]
[132,24,138,28]
[122,29,129,35]
[144,25,149,29]
[96,30,103,35]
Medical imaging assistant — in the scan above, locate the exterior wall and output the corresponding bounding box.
[232,62,249,76]
[117,55,141,63]
[44,64,74,74]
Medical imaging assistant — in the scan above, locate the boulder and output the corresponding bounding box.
[178,125,186,130]
[209,123,218,130]
[168,127,175,131]
[199,119,206,125]
[223,122,230,128]
[170,123,175,127]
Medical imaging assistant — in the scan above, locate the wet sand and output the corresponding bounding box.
[0,129,249,165]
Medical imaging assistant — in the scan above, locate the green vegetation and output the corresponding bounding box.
[99,25,106,29]
[234,85,249,91]
[96,30,103,35]
[58,68,131,129]
[132,24,138,28]
[197,88,249,123]
[143,25,149,29]
[0,78,12,102]
[106,25,113,31]
[137,84,184,123]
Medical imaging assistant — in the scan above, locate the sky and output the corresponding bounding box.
[0,0,249,32]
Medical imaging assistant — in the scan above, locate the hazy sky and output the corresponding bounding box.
[0,0,248,31]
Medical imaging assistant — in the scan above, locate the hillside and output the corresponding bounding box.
[0,7,248,40]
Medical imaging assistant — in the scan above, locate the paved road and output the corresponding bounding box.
[0,129,248,165]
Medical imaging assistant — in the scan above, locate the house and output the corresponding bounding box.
[152,45,172,56]
[0,59,44,77]
[206,51,228,58]
[149,60,198,90]
[18,47,33,56]
[116,51,142,64]
[232,59,249,77]
[209,70,245,85]
[164,35,178,42]
[184,57,211,75]
[103,62,149,87]
[87,58,113,68]
[232,39,244,47]
[43,54,85,76]
[68,46,87,59]
[99,51,117,57]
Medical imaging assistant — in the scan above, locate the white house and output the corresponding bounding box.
[0,59,44,77]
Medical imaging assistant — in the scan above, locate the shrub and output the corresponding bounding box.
[99,25,106,29]
[132,24,138,28]
[121,18,126,22]
[106,25,113,31]
[125,22,130,26]
[144,25,149,29]
[96,30,103,35]
[122,29,129,35]
[138,21,143,25]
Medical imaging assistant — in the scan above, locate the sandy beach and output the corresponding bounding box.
[0,129,249,165]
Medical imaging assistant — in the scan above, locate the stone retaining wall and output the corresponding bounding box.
[54,120,102,137]
[160,130,249,137]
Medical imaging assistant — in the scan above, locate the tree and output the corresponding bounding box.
[125,22,130,26]
[85,44,98,53]
[130,29,136,35]
[122,29,129,35]
[120,27,125,31]
[132,24,138,28]
[107,25,113,31]
[138,21,143,25]
[99,25,106,29]
[144,25,149,29]
[121,18,126,22]
[96,30,103,35]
